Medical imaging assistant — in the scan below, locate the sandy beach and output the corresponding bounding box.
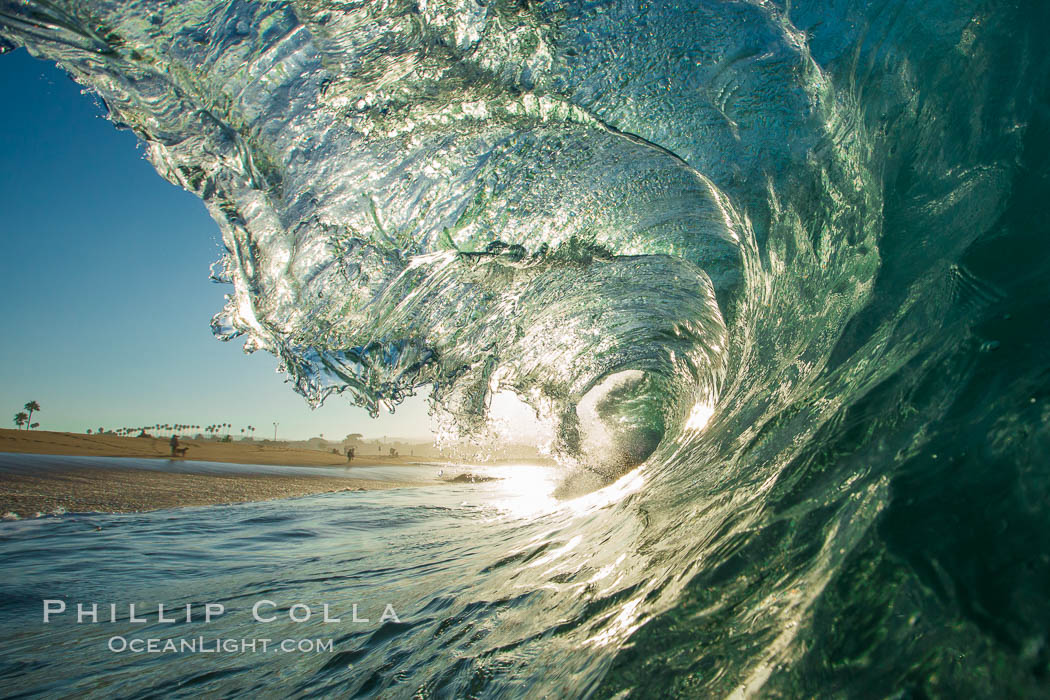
[0,428,434,467]
[0,429,446,518]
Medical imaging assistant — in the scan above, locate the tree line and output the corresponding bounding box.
[8,406,264,441]
[86,423,259,439]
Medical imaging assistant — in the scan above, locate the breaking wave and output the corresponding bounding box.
[4,0,1050,694]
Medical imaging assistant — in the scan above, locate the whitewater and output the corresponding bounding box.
[2,0,1049,696]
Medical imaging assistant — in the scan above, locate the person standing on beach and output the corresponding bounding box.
[170,434,180,457]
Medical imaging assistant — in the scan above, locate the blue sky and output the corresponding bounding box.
[0,49,433,441]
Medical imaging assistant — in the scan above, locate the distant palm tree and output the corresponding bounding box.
[14,411,28,429]
[24,401,40,429]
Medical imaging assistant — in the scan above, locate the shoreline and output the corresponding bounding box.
[0,429,448,518]
[0,464,414,519]
[0,428,441,468]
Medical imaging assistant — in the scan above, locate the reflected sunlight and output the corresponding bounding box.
[684,400,716,432]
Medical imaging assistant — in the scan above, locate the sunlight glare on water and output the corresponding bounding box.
[683,400,716,432]
[484,461,647,520]
[484,464,562,517]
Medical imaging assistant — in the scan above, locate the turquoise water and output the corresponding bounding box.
[2,0,1050,695]
[0,462,587,697]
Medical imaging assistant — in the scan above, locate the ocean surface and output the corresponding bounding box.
[2,0,1050,696]
[0,461,576,697]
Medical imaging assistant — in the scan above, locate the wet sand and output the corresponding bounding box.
[0,429,444,518]
[0,466,410,518]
